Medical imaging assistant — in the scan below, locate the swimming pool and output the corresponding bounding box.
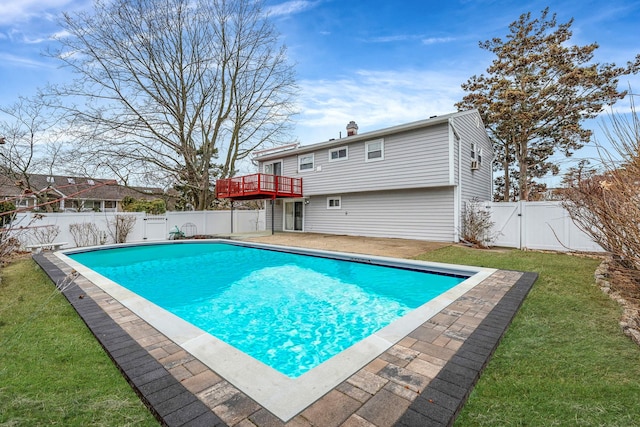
[58,240,496,420]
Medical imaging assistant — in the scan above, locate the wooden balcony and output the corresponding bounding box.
[215,173,303,200]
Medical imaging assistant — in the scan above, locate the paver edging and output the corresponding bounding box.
[395,271,538,427]
[33,253,226,427]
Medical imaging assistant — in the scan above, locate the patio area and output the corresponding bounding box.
[33,235,536,426]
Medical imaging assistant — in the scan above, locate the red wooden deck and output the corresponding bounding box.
[215,173,303,200]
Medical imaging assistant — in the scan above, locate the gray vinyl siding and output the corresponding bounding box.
[453,112,493,203]
[264,124,451,196]
[256,110,492,242]
[302,187,455,241]
[265,199,285,232]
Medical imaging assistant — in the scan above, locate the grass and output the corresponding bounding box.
[1,247,639,426]
[0,257,158,426]
[416,246,640,427]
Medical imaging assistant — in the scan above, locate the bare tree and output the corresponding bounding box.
[0,96,66,211]
[562,95,640,271]
[49,0,297,210]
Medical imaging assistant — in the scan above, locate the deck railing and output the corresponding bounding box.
[216,173,303,200]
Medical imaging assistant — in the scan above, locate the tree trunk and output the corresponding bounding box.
[503,162,510,201]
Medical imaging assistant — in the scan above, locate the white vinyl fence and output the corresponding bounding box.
[6,202,603,254]
[487,201,604,252]
[9,210,265,250]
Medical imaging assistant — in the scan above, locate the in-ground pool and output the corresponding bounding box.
[58,240,496,420]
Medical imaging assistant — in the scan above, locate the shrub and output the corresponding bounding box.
[561,98,640,272]
[106,215,136,244]
[69,222,106,247]
[122,196,166,215]
[0,201,16,227]
[461,198,497,248]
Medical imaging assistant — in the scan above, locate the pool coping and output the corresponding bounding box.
[56,239,497,421]
[34,245,537,427]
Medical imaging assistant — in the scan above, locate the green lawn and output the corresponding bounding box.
[416,246,640,427]
[0,258,158,426]
[1,247,639,426]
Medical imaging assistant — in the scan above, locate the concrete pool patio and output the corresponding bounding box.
[34,234,537,426]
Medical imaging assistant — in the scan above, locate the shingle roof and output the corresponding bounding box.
[0,173,163,202]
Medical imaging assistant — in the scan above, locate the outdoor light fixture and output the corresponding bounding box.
[0,136,6,145]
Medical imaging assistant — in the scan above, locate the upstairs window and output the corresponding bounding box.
[329,146,348,162]
[365,139,384,162]
[298,153,314,172]
[471,142,483,170]
[471,142,483,164]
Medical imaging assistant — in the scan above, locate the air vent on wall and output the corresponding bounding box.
[471,160,479,170]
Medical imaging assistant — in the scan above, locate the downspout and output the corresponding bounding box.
[450,117,462,243]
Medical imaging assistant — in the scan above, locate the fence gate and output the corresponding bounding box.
[488,202,521,248]
[143,215,168,241]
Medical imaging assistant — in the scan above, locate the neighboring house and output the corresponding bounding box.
[0,173,163,212]
[217,109,493,242]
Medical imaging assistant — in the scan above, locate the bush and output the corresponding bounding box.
[69,222,106,247]
[106,215,136,244]
[461,198,497,248]
[562,97,640,271]
[121,196,166,215]
[0,201,16,227]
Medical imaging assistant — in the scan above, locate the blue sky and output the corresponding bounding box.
[1,0,639,184]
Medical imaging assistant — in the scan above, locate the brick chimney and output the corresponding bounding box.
[346,121,358,136]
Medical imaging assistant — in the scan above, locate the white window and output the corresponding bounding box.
[365,139,384,162]
[46,176,55,183]
[471,142,483,164]
[298,153,314,172]
[329,146,348,162]
[87,179,95,185]
[67,177,75,184]
[327,196,341,209]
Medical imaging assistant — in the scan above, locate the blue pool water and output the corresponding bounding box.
[69,242,466,378]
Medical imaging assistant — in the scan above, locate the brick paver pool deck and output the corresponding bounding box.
[34,251,536,427]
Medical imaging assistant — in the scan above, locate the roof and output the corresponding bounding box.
[0,173,163,201]
[254,110,481,161]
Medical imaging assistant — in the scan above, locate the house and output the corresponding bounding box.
[217,109,493,242]
[0,173,163,213]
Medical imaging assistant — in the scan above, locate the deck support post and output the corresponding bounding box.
[271,198,275,235]
[230,200,234,234]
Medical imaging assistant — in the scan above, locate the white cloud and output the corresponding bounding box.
[0,0,75,26]
[365,34,420,43]
[266,0,320,18]
[422,37,455,45]
[0,52,53,68]
[292,69,467,144]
